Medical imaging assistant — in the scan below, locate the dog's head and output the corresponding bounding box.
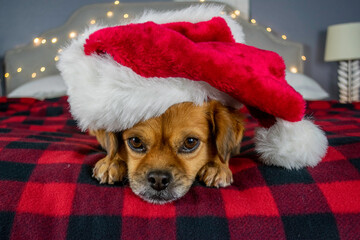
[108,101,244,203]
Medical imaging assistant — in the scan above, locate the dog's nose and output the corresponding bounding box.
[147,170,172,191]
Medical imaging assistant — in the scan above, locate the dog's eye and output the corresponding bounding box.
[179,137,200,153]
[128,137,146,153]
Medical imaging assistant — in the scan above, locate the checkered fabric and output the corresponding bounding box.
[0,97,359,240]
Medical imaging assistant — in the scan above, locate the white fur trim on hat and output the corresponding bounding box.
[57,5,244,132]
[254,118,328,169]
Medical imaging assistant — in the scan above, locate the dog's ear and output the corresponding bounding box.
[208,101,245,163]
[90,129,119,158]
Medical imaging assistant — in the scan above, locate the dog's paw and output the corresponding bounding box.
[92,157,127,184]
[198,162,233,188]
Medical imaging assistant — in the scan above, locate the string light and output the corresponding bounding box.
[251,19,256,24]
[199,0,205,2]
[40,67,46,72]
[234,10,240,16]
[266,27,272,32]
[4,73,10,78]
[69,32,77,39]
[107,11,114,17]
[290,67,298,73]
[123,13,129,19]
[230,13,237,19]
[41,39,46,44]
[114,0,120,5]
[282,35,287,40]
[220,11,225,15]
[54,56,59,61]
[33,38,41,46]
[17,67,22,73]
[31,73,37,78]
[302,56,307,61]
[90,19,96,24]
[58,49,63,53]
[51,38,57,43]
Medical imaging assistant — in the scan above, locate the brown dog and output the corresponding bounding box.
[91,100,244,204]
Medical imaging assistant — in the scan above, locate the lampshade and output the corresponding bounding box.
[324,22,360,62]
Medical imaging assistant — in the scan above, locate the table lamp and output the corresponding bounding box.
[324,22,360,103]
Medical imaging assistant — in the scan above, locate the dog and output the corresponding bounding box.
[91,100,244,204]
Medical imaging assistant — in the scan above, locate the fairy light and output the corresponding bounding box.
[107,11,113,17]
[40,67,46,72]
[33,38,41,46]
[69,31,77,39]
[51,38,57,43]
[17,67,22,73]
[58,49,63,53]
[41,39,46,44]
[266,27,272,32]
[90,19,96,24]
[234,10,240,16]
[199,0,205,2]
[290,67,298,73]
[220,11,225,15]
[54,56,59,61]
[282,34,287,40]
[123,13,129,19]
[31,73,37,78]
[114,0,120,4]
[251,19,256,24]
[230,13,237,19]
[4,73,10,78]
[302,56,307,61]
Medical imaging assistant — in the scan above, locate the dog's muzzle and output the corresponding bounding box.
[130,169,190,204]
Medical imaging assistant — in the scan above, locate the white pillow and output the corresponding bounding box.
[286,71,329,100]
[8,75,67,100]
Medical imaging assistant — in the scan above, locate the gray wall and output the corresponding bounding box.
[1,0,360,99]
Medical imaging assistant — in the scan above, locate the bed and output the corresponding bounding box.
[1,2,359,240]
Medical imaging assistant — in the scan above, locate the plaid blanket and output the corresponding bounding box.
[0,97,359,240]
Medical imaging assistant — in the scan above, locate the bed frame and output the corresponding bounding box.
[2,1,304,96]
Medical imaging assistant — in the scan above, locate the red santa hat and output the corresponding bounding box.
[57,6,328,170]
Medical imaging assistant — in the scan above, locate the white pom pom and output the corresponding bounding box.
[254,118,328,169]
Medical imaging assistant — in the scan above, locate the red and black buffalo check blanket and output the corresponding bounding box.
[0,97,360,240]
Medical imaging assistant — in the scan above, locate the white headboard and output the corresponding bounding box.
[3,1,304,96]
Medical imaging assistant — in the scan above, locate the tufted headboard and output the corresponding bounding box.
[2,1,304,96]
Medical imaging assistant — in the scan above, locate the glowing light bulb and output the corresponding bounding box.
[90,19,96,24]
[69,32,77,39]
[290,67,298,73]
[51,38,57,43]
[302,56,307,61]
[266,27,272,32]
[41,39,46,44]
[54,56,59,61]
[220,11,225,15]
[32,73,37,78]
[230,13,236,19]
[114,0,120,4]
[4,73,9,78]
[107,11,113,17]
[123,13,129,19]
[33,38,41,46]
[234,10,240,16]
[17,67,22,73]
[251,19,256,24]
[199,0,205,2]
[282,35,287,40]
[58,49,63,53]
[40,67,46,72]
